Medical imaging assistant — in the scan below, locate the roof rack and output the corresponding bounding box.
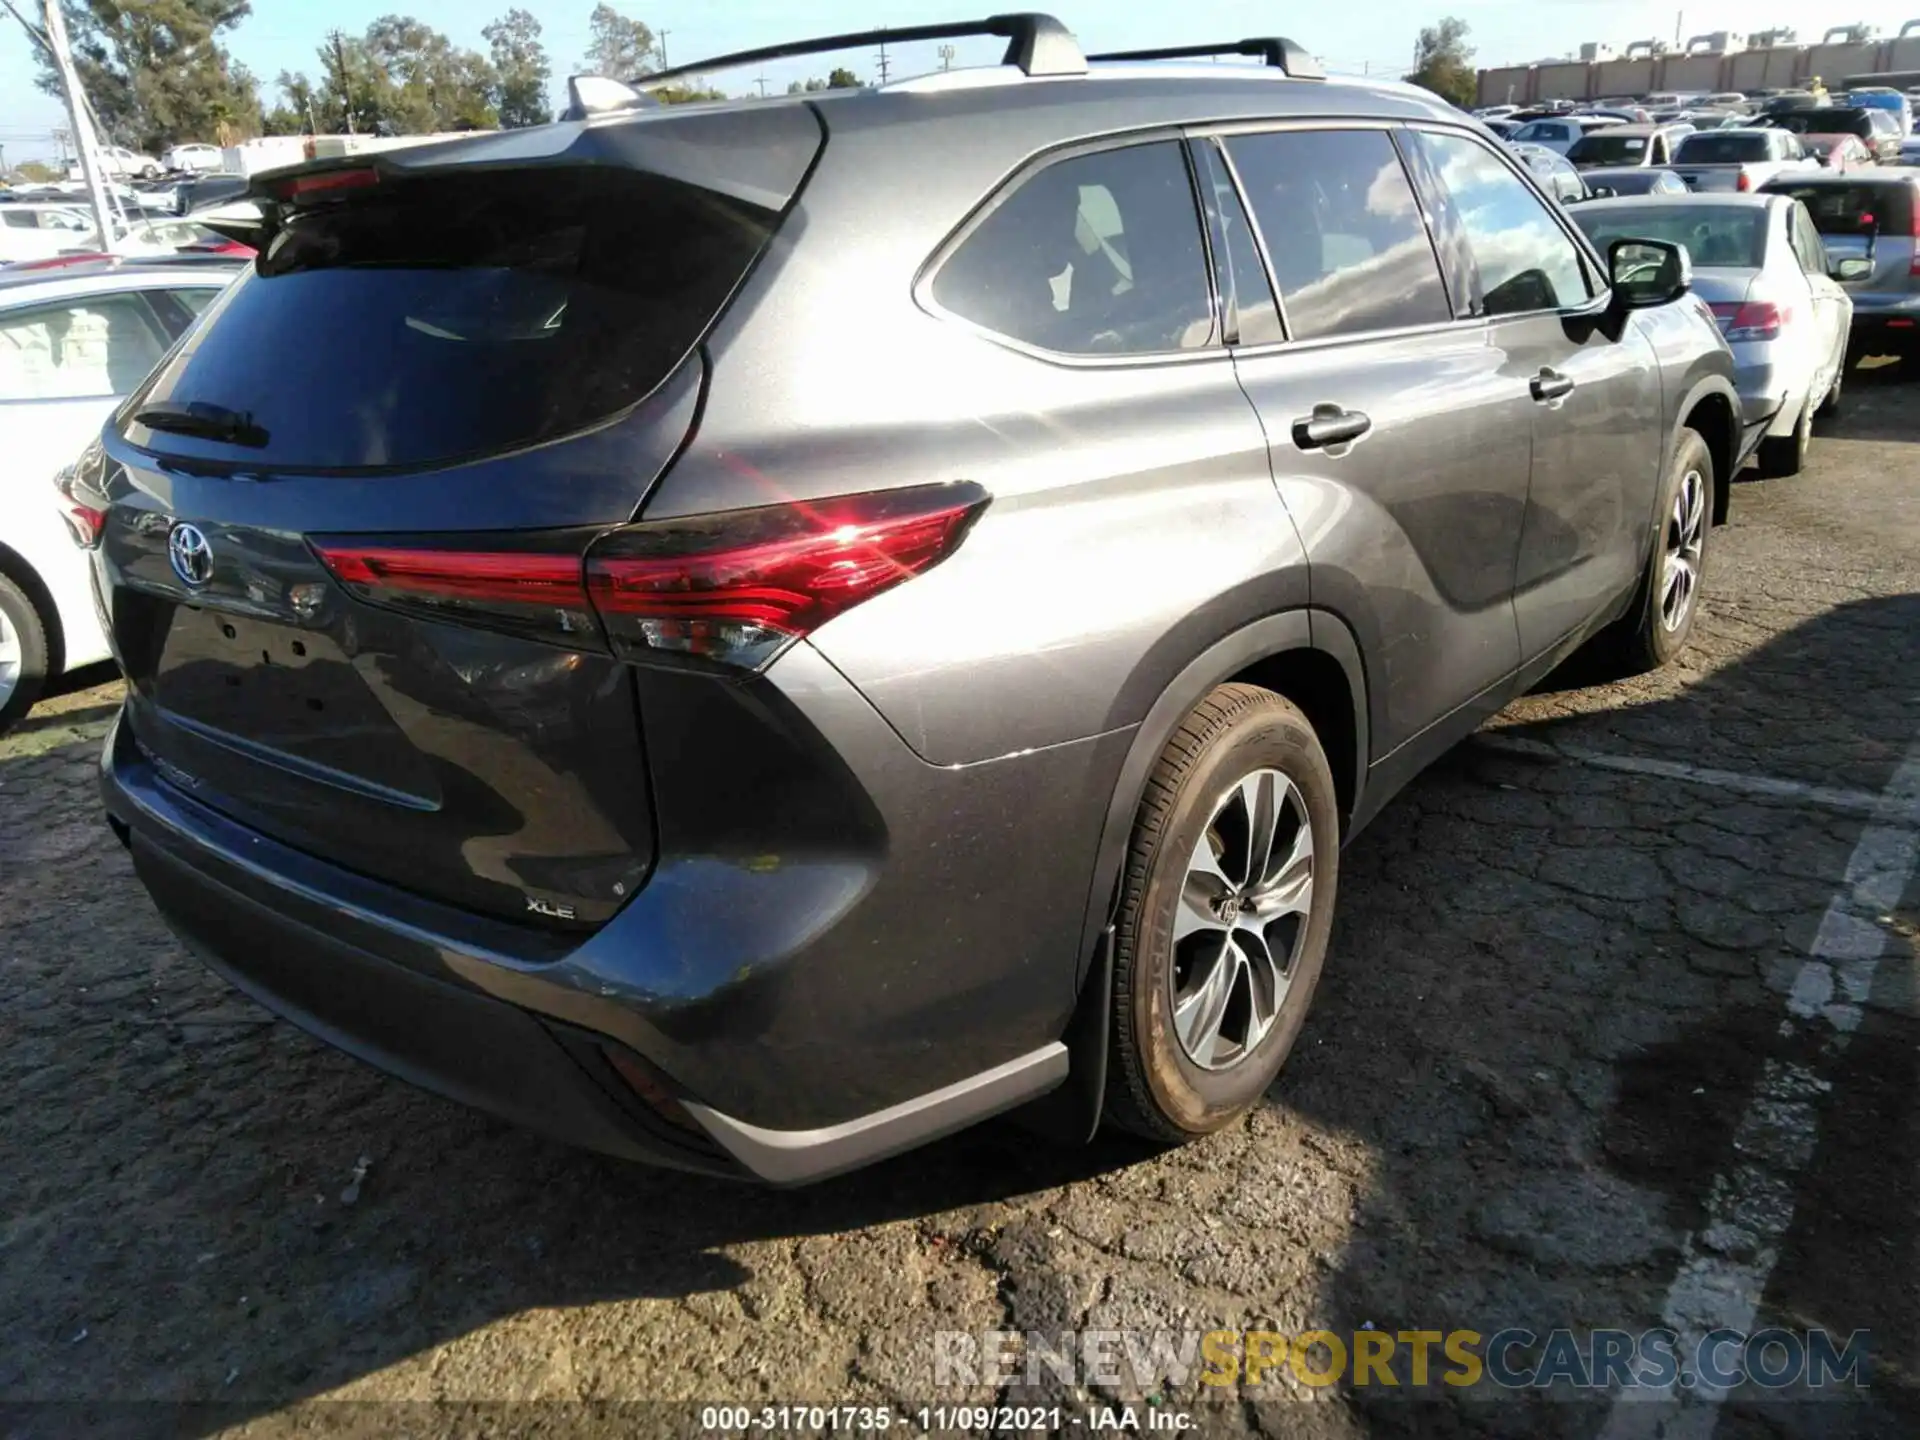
[642,12,1088,85]
[1087,38,1324,81]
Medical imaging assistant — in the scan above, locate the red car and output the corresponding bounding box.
[1801,133,1877,172]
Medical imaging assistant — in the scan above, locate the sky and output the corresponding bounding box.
[6,0,1920,161]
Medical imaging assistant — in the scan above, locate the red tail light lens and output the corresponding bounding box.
[312,540,601,644]
[1736,171,1752,192]
[1708,301,1786,341]
[587,483,988,672]
[273,167,379,201]
[53,443,108,549]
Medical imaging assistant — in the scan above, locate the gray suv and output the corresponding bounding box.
[79,16,1743,1184]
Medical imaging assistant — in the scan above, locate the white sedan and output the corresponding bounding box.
[0,261,237,730]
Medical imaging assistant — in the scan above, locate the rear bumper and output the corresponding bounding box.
[101,645,1106,1182]
[1847,297,1920,352]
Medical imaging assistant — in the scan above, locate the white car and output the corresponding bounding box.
[98,145,163,180]
[1507,115,1624,155]
[0,262,237,731]
[161,143,225,173]
[0,204,99,264]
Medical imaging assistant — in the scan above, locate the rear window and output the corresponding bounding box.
[1568,133,1650,165]
[1675,133,1771,163]
[1571,206,1767,268]
[124,167,776,471]
[1764,181,1915,237]
[1768,110,1864,135]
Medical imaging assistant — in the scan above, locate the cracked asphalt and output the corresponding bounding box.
[3,366,1917,1439]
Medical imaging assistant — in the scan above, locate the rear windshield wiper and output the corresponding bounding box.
[133,401,270,449]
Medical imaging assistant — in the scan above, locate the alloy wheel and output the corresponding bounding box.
[1659,466,1706,633]
[0,606,19,712]
[1169,768,1315,1071]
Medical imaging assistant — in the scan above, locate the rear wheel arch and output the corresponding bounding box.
[1678,382,1738,525]
[1075,611,1368,994]
[0,540,64,680]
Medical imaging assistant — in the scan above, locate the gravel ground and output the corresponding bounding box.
[3,368,1917,1439]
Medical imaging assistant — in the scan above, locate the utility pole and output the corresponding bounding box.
[41,0,116,252]
[754,72,769,96]
[937,43,955,71]
[875,28,890,85]
[329,30,356,133]
[1674,10,1684,48]
[656,29,670,69]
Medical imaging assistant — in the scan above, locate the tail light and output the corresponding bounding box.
[1736,171,1752,191]
[312,482,988,672]
[1708,301,1786,341]
[587,482,988,672]
[53,442,108,549]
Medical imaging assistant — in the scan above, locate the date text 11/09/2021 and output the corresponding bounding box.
[699,1406,1185,1432]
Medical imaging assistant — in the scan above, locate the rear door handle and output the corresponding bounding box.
[1291,405,1372,451]
[1531,368,1575,402]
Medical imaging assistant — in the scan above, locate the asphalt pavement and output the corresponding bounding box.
[2,365,1916,1439]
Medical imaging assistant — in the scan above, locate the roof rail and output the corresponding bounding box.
[643,12,1086,85]
[1086,38,1324,81]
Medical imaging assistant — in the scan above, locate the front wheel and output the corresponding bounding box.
[1105,684,1338,1143]
[1593,428,1713,678]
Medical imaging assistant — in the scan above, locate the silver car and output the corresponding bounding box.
[1573,194,1856,476]
[1761,173,1920,364]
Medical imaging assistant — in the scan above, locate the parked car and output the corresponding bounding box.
[1508,114,1620,155]
[173,172,251,216]
[1672,128,1819,191]
[78,22,1745,1183]
[1706,92,1752,113]
[1509,142,1592,203]
[1572,193,1854,476]
[1566,123,1693,170]
[1482,118,1520,141]
[1583,167,1691,196]
[161,143,225,173]
[1900,135,1920,166]
[1845,88,1913,137]
[1762,107,1903,164]
[1760,172,1920,362]
[98,145,163,180]
[0,261,234,732]
[1800,134,1877,172]
[0,203,98,264]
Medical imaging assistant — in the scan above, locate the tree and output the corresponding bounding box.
[281,18,499,136]
[654,83,726,104]
[827,66,862,89]
[786,77,829,94]
[33,0,264,153]
[14,160,63,182]
[1405,17,1476,109]
[580,3,655,79]
[484,8,552,127]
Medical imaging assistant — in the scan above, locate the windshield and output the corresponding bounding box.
[1568,133,1651,165]
[1572,206,1767,268]
[1676,133,1772,163]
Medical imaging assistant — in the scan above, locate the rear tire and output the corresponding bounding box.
[1757,398,1812,477]
[1105,684,1338,1144]
[1592,428,1713,678]
[0,571,52,737]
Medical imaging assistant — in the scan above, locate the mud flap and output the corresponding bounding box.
[1010,926,1113,1146]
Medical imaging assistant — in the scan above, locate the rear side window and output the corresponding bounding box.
[1676,133,1771,163]
[126,167,777,470]
[1411,130,1591,316]
[1225,129,1450,341]
[932,141,1215,357]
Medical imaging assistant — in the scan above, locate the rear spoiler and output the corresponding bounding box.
[185,101,826,252]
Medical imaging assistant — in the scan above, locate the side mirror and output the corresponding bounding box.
[1609,237,1692,308]
[1590,184,1618,198]
[1832,255,1873,282]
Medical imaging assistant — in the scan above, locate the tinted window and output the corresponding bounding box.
[128,167,777,470]
[1193,141,1282,346]
[1765,181,1914,236]
[1568,133,1651,165]
[934,141,1214,357]
[1676,132,1772,163]
[1570,205,1767,268]
[0,294,171,402]
[1225,129,1450,341]
[1413,130,1591,315]
[1791,207,1828,276]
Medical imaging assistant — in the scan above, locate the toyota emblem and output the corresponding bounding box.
[168,522,214,588]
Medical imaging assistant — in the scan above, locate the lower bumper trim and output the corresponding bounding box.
[685,1043,1070,1185]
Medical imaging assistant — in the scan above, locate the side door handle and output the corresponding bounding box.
[1531,368,1575,403]
[1291,404,1372,451]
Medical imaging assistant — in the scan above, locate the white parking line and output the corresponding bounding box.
[1597,740,1920,1439]
[1475,733,1920,825]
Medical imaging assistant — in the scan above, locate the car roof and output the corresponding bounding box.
[1762,170,1919,187]
[1573,192,1779,210]
[1580,165,1679,178]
